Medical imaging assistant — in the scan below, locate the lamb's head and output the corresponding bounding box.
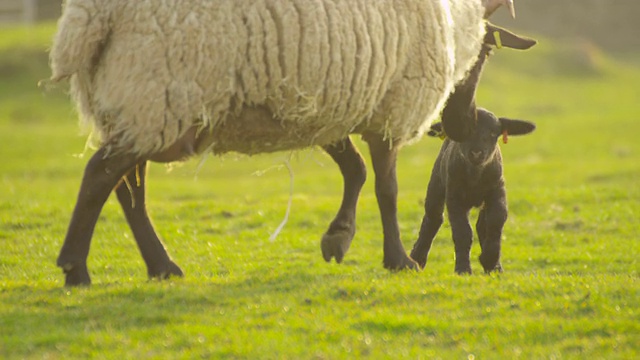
[441,24,537,143]
[430,108,535,167]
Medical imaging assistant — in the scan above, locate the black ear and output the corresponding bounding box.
[499,118,536,136]
[484,23,537,50]
[428,122,445,138]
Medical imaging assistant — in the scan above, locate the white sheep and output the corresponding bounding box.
[50,0,524,286]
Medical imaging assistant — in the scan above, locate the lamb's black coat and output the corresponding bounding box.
[410,109,535,274]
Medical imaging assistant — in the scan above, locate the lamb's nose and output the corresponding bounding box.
[471,150,482,159]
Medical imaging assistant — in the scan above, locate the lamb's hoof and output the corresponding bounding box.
[483,263,503,274]
[384,254,420,271]
[61,263,91,287]
[479,254,502,274]
[148,260,184,280]
[321,229,354,263]
[455,267,472,275]
[409,249,427,270]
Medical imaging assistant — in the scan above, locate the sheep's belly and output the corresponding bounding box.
[196,105,358,155]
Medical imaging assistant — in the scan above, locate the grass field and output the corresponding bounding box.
[1,23,638,358]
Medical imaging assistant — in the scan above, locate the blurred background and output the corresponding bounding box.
[0,0,60,24]
[492,0,640,54]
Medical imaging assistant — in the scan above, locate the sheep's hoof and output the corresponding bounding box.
[148,260,184,280]
[321,228,354,263]
[61,263,91,287]
[384,254,420,271]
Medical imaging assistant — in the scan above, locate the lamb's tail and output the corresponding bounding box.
[49,0,109,82]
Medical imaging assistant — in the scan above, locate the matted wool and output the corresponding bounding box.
[50,0,486,157]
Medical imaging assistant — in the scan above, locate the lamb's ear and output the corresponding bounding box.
[427,122,446,138]
[499,118,536,136]
[484,23,537,50]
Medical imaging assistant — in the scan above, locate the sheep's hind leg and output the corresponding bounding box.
[115,161,183,280]
[57,148,140,286]
[320,138,367,263]
[364,133,418,271]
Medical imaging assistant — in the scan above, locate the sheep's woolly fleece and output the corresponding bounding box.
[50,0,486,156]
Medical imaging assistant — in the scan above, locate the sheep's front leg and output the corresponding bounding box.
[410,175,446,269]
[364,134,418,270]
[115,161,183,279]
[447,202,473,274]
[477,188,507,273]
[320,138,367,263]
[57,148,139,286]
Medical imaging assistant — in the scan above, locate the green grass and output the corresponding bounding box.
[1,23,639,358]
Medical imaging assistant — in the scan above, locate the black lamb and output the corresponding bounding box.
[410,109,535,274]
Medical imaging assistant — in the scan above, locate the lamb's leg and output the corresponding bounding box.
[114,161,183,279]
[364,134,418,270]
[476,207,487,250]
[57,148,139,286]
[410,176,445,269]
[447,203,473,274]
[478,189,507,273]
[320,138,367,263]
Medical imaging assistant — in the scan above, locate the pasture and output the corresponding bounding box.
[1,23,638,358]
